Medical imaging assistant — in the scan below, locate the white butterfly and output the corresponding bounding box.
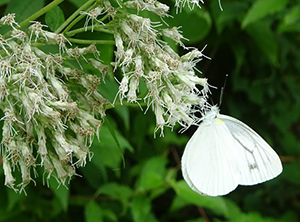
[181,105,283,196]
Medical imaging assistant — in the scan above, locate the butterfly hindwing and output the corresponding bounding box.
[220,114,283,185]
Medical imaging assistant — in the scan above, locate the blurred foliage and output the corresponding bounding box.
[1,0,300,221]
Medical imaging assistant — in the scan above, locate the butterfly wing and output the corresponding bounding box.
[181,153,205,195]
[220,114,283,185]
[182,118,240,196]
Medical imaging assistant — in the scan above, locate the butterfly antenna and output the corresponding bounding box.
[218,0,223,11]
[219,74,228,107]
[210,97,214,106]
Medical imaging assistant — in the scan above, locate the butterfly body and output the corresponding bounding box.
[181,105,283,196]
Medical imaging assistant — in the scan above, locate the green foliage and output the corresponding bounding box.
[0,0,9,7]
[68,0,89,8]
[168,7,212,44]
[85,201,104,222]
[278,5,300,32]
[50,179,70,211]
[131,195,152,222]
[1,0,300,221]
[45,6,65,31]
[172,181,232,217]
[4,0,44,22]
[241,0,288,28]
[245,22,278,65]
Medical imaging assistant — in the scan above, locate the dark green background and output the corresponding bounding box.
[0,0,299,221]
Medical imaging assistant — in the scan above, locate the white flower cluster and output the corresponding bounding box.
[0,14,108,192]
[174,0,223,12]
[175,0,204,12]
[80,2,210,135]
[1,0,212,191]
[111,10,210,135]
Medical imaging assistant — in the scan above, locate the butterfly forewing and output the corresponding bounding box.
[219,114,283,185]
[181,159,205,195]
[182,118,240,196]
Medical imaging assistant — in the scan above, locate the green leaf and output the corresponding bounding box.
[170,195,191,212]
[131,195,151,222]
[229,211,287,222]
[278,5,300,33]
[45,6,65,32]
[114,106,130,132]
[85,201,103,222]
[4,0,44,23]
[283,6,300,25]
[138,171,165,190]
[0,207,21,221]
[184,219,206,222]
[102,208,118,222]
[160,127,188,147]
[145,213,159,222]
[0,0,9,7]
[213,1,247,34]
[245,22,278,65]
[97,77,130,130]
[97,77,119,102]
[68,0,88,8]
[231,45,249,92]
[81,159,108,189]
[7,189,22,211]
[132,111,153,152]
[280,162,300,185]
[0,188,21,221]
[173,180,230,217]
[105,117,122,153]
[91,124,133,169]
[172,189,242,220]
[248,84,264,105]
[242,0,288,28]
[97,183,132,213]
[141,156,167,176]
[168,7,212,44]
[135,156,168,190]
[49,178,69,211]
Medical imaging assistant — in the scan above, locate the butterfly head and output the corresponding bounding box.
[202,105,220,122]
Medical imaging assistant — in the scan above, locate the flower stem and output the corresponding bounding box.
[19,0,64,28]
[106,101,147,110]
[68,38,115,45]
[55,0,96,34]
[65,25,113,37]
[98,14,109,23]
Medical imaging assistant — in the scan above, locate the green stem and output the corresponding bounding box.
[93,25,114,34]
[55,0,96,34]
[65,25,113,37]
[19,0,64,28]
[98,14,109,23]
[60,1,98,34]
[68,38,115,45]
[106,101,148,110]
